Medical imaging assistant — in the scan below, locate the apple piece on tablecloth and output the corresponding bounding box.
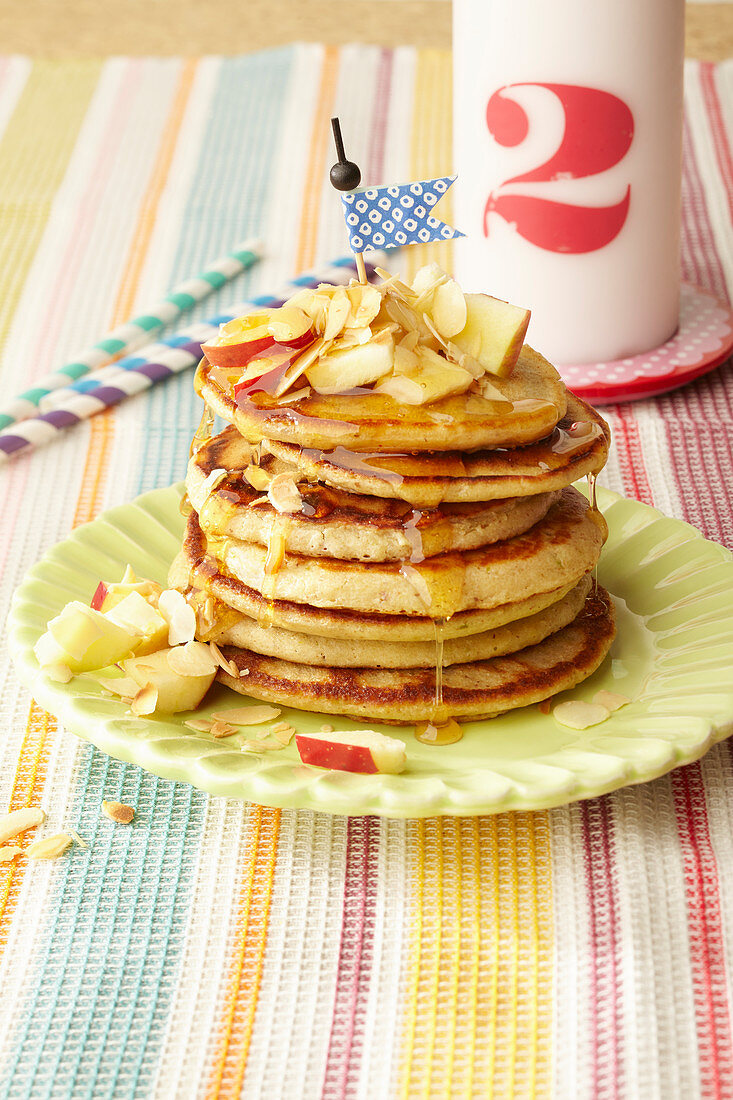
[34,602,140,674]
[451,293,530,378]
[295,729,406,774]
[305,336,394,394]
[121,643,217,713]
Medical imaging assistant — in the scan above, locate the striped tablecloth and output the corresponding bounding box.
[0,48,732,1099]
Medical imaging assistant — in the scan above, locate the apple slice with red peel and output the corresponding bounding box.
[233,363,291,403]
[201,311,275,369]
[296,729,406,774]
[267,306,316,349]
[451,293,531,378]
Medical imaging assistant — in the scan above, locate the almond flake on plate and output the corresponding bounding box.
[158,589,197,646]
[97,675,140,698]
[0,806,45,846]
[0,846,22,862]
[272,725,296,745]
[101,800,135,824]
[167,641,218,677]
[26,833,74,860]
[553,701,610,730]
[593,690,631,712]
[130,683,158,717]
[210,722,239,739]
[210,705,281,726]
[184,718,214,733]
[241,737,278,753]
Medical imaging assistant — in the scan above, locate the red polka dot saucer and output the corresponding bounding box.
[559,283,733,405]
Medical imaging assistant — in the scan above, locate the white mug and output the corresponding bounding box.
[453,0,685,365]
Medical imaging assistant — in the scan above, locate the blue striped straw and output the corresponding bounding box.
[0,239,262,431]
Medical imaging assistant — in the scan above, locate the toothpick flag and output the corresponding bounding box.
[340,178,465,252]
[329,117,464,285]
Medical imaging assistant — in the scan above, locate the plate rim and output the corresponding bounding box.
[8,482,733,818]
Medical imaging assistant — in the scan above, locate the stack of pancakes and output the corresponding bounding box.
[170,279,615,727]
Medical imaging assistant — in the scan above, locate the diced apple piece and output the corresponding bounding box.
[376,346,473,406]
[430,279,468,338]
[451,293,531,378]
[91,576,163,613]
[305,337,394,394]
[34,602,139,674]
[122,647,216,713]
[295,729,406,774]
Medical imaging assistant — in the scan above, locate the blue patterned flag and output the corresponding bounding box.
[341,177,464,252]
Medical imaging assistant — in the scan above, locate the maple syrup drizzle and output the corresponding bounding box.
[259,514,290,628]
[190,403,214,456]
[415,717,463,746]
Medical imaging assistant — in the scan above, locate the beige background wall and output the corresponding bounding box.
[0,1,729,58]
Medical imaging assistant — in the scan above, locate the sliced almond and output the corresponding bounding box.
[244,465,271,491]
[238,667,250,678]
[241,737,277,753]
[198,467,227,501]
[67,829,88,849]
[130,683,158,717]
[593,690,631,712]
[0,807,46,846]
[97,675,140,698]
[323,286,351,341]
[167,641,218,678]
[26,832,74,860]
[101,800,135,824]
[553,701,610,730]
[430,279,467,338]
[184,718,214,733]
[267,474,303,515]
[209,642,240,678]
[209,722,239,739]
[272,725,296,745]
[158,589,197,646]
[210,705,281,726]
[277,385,311,405]
[346,283,382,328]
[273,337,328,398]
[320,723,334,733]
[0,846,22,862]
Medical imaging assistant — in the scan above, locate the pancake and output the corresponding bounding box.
[195,343,568,453]
[213,575,592,667]
[187,431,560,562]
[264,393,610,507]
[182,486,606,617]
[168,550,588,642]
[215,587,616,723]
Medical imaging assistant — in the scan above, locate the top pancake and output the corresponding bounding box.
[195,343,568,453]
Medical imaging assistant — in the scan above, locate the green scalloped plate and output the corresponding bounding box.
[8,483,733,817]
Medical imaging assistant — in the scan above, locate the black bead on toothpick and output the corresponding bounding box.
[330,118,361,192]
[330,118,367,283]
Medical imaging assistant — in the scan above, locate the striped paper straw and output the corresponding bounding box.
[0,255,384,464]
[0,239,262,431]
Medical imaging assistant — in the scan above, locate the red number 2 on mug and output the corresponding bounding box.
[484,83,634,254]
